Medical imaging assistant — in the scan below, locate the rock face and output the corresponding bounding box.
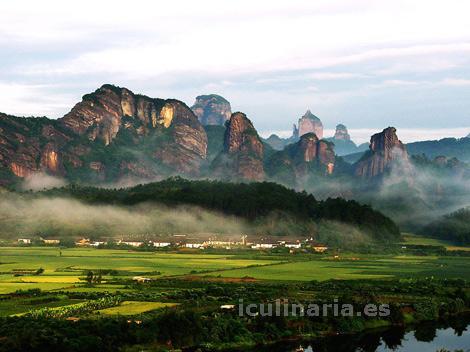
[293,110,323,139]
[334,124,351,141]
[354,127,409,178]
[191,94,231,126]
[0,115,70,183]
[0,85,208,185]
[267,132,335,184]
[211,112,264,181]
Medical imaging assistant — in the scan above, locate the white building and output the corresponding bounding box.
[17,238,31,244]
[118,240,144,247]
[152,242,171,248]
[285,243,302,249]
[251,243,277,249]
[185,243,203,249]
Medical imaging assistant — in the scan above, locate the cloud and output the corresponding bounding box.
[0,82,74,117]
[1,0,470,130]
[439,78,470,86]
[21,173,67,191]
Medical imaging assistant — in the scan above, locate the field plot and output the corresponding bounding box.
[0,247,280,293]
[401,233,470,251]
[209,255,470,281]
[0,296,84,317]
[96,301,178,316]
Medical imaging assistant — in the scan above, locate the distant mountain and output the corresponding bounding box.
[266,133,335,185]
[406,137,470,162]
[342,134,470,164]
[1,84,466,199]
[295,110,324,139]
[325,124,369,156]
[191,94,231,126]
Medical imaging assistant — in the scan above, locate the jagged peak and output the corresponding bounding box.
[302,110,321,121]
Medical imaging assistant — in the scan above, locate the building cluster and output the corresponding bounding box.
[16,234,328,253]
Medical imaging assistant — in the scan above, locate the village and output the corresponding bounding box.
[15,234,329,253]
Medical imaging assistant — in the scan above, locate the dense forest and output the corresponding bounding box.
[421,207,470,245]
[36,177,400,241]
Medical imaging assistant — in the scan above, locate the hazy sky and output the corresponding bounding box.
[1,0,470,142]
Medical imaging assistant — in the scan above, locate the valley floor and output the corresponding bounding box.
[0,240,469,351]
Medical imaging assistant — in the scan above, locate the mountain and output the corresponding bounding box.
[406,137,470,162]
[264,134,289,150]
[334,124,350,141]
[0,84,208,185]
[262,134,298,151]
[191,94,231,126]
[326,124,369,156]
[294,110,324,139]
[266,133,335,185]
[263,110,325,151]
[211,112,265,181]
[354,127,409,178]
[37,177,401,241]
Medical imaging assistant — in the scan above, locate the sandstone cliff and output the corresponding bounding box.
[0,85,208,185]
[267,132,335,185]
[211,112,264,181]
[191,94,231,126]
[354,127,409,178]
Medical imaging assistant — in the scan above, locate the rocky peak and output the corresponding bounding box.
[354,127,409,178]
[212,112,264,181]
[294,133,335,173]
[296,110,323,139]
[60,84,196,145]
[191,94,232,126]
[0,85,208,184]
[266,132,335,184]
[334,124,351,141]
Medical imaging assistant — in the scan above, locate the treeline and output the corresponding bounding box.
[422,208,470,245]
[0,279,469,351]
[38,177,401,241]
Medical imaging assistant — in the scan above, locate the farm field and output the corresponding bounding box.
[1,247,470,294]
[0,247,281,293]
[205,255,470,281]
[401,233,470,251]
[0,296,85,317]
[96,301,178,316]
